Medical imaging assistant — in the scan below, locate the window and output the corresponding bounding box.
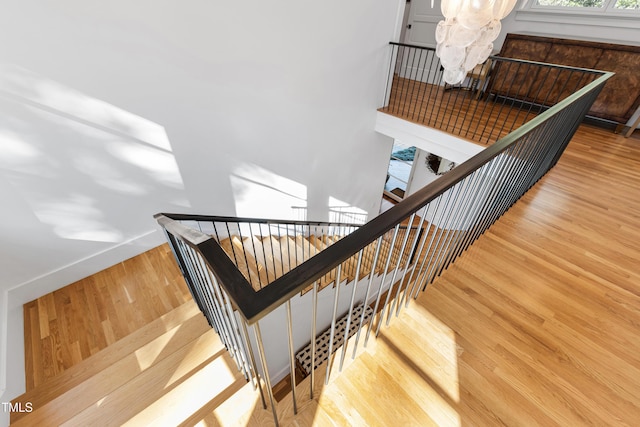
[533,0,639,10]
[611,0,638,8]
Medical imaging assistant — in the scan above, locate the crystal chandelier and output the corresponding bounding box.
[436,0,517,84]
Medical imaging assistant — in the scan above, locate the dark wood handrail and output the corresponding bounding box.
[156,62,612,325]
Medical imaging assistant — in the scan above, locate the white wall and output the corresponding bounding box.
[406,148,449,197]
[247,272,396,385]
[376,112,484,164]
[0,0,403,409]
[497,5,640,49]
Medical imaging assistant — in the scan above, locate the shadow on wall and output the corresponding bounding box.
[230,162,307,220]
[0,64,190,281]
[230,162,368,224]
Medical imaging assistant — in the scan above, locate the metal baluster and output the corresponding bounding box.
[424,184,465,285]
[431,175,476,280]
[286,301,298,414]
[164,231,201,313]
[239,318,267,409]
[271,224,284,275]
[257,224,270,283]
[204,258,246,373]
[408,48,425,119]
[370,224,401,340]
[248,223,263,289]
[268,224,278,279]
[412,186,456,299]
[383,44,397,108]
[448,161,497,263]
[396,207,428,315]
[284,224,292,270]
[178,241,221,336]
[310,280,318,398]
[395,45,408,115]
[218,275,254,381]
[385,213,417,325]
[352,236,383,358]
[236,222,254,289]
[405,195,444,303]
[401,204,436,308]
[462,147,518,253]
[363,228,395,346]
[339,249,364,371]
[224,222,241,272]
[254,323,279,427]
[325,264,342,385]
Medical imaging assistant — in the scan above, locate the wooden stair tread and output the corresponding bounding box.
[10,300,202,423]
[307,234,328,252]
[260,236,286,279]
[237,236,270,287]
[216,229,423,298]
[53,328,228,427]
[11,302,214,426]
[219,237,262,290]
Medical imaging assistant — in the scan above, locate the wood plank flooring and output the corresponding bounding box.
[23,243,191,390]
[271,124,640,426]
[381,75,554,146]
[18,124,640,426]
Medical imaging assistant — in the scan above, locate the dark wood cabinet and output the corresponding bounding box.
[493,33,640,125]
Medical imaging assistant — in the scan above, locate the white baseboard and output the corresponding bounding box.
[0,229,164,411]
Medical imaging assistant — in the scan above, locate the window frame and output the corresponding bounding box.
[524,0,640,16]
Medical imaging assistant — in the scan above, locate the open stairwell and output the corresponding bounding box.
[216,228,417,294]
[8,299,394,427]
[6,279,463,427]
[7,284,410,426]
[8,226,417,427]
[8,300,258,426]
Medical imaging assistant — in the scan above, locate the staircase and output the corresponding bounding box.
[8,299,385,426]
[7,272,463,427]
[216,227,419,294]
[8,222,419,426]
[8,300,258,426]
[6,49,615,426]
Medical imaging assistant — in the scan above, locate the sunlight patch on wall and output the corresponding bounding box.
[71,153,148,196]
[0,64,172,151]
[0,65,190,247]
[328,196,368,225]
[33,194,124,243]
[107,141,184,188]
[0,131,41,163]
[230,163,307,220]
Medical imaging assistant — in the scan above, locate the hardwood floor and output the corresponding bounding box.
[381,75,561,146]
[281,124,640,426]
[23,244,191,390]
[17,125,640,425]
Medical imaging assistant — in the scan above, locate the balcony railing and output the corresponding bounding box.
[381,42,603,145]
[155,44,611,426]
